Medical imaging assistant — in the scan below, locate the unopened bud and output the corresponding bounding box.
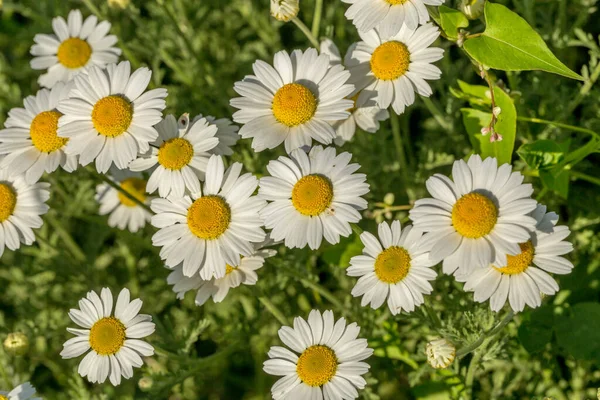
[490,131,503,142]
[107,0,130,9]
[460,0,485,20]
[480,126,491,136]
[492,106,502,117]
[138,376,153,391]
[270,0,300,22]
[3,332,29,356]
[426,338,456,369]
[383,193,395,206]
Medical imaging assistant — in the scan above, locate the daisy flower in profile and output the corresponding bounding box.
[320,39,389,145]
[0,170,50,257]
[230,48,354,152]
[259,146,369,250]
[409,155,538,275]
[57,61,167,173]
[30,9,121,88]
[0,82,78,183]
[271,0,300,22]
[95,168,152,233]
[342,0,444,36]
[167,240,277,305]
[0,382,41,400]
[264,309,373,399]
[426,338,456,369]
[347,220,437,315]
[456,204,574,313]
[346,24,443,114]
[151,155,266,280]
[128,114,220,198]
[61,287,155,386]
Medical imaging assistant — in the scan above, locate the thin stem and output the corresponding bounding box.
[259,296,289,326]
[390,111,410,185]
[45,214,87,262]
[351,223,364,236]
[161,1,202,65]
[86,167,153,214]
[456,310,515,358]
[517,116,599,138]
[571,170,600,186]
[464,336,492,400]
[292,18,321,49]
[373,203,413,211]
[311,0,324,38]
[421,97,452,132]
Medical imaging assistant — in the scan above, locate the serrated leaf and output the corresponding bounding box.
[439,5,469,40]
[463,3,583,80]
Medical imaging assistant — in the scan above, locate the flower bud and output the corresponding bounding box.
[383,193,395,206]
[271,0,300,22]
[460,0,485,20]
[426,338,456,369]
[138,376,153,391]
[492,106,502,117]
[108,0,130,9]
[3,332,29,356]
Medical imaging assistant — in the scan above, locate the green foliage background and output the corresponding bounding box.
[1,0,600,399]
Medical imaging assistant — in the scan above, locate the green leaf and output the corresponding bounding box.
[540,169,570,199]
[463,3,583,80]
[460,87,516,164]
[518,306,554,353]
[517,140,565,170]
[439,5,469,40]
[555,303,600,362]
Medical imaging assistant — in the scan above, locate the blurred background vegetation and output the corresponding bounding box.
[1,0,600,399]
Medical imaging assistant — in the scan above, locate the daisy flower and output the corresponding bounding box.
[151,155,266,280]
[409,155,538,274]
[259,146,369,250]
[30,9,121,88]
[0,382,41,400]
[128,114,220,198]
[0,169,50,257]
[0,82,78,184]
[95,168,152,233]
[198,115,240,156]
[60,287,155,386]
[456,204,574,313]
[264,309,373,399]
[57,61,167,173]
[426,338,455,369]
[167,240,277,305]
[347,220,437,315]
[271,0,300,21]
[320,39,389,145]
[230,48,354,152]
[345,24,443,114]
[342,0,445,36]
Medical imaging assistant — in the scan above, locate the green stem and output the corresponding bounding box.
[161,1,202,65]
[391,111,410,185]
[464,336,492,400]
[351,223,364,236]
[571,170,600,186]
[311,0,324,38]
[45,213,87,262]
[298,278,345,311]
[456,310,515,358]
[81,0,104,18]
[259,296,289,326]
[517,116,599,138]
[421,97,452,132]
[292,18,320,49]
[86,167,153,214]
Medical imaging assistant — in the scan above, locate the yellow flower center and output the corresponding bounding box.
[187,195,231,240]
[88,316,126,356]
[0,395,8,400]
[157,137,194,170]
[494,241,534,275]
[57,37,92,69]
[117,177,147,208]
[291,174,334,217]
[348,92,360,113]
[385,0,410,4]
[451,192,498,239]
[272,83,317,127]
[30,110,68,153]
[0,183,17,223]
[374,246,411,283]
[92,95,134,138]
[296,345,338,387]
[370,41,411,81]
[225,264,237,275]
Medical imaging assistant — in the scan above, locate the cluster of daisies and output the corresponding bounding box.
[0,1,576,398]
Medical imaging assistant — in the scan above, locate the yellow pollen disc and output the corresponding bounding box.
[57,37,92,69]
[374,246,411,284]
[494,241,534,275]
[92,95,134,138]
[0,183,17,222]
[157,137,194,170]
[385,0,410,4]
[451,192,498,239]
[225,264,237,275]
[117,177,147,207]
[296,345,338,387]
[89,316,126,356]
[30,110,68,153]
[0,395,8,400]
[370,41,411,81]
[187,195,231,240]
[272,83,317,127]
[291,174,334,217]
